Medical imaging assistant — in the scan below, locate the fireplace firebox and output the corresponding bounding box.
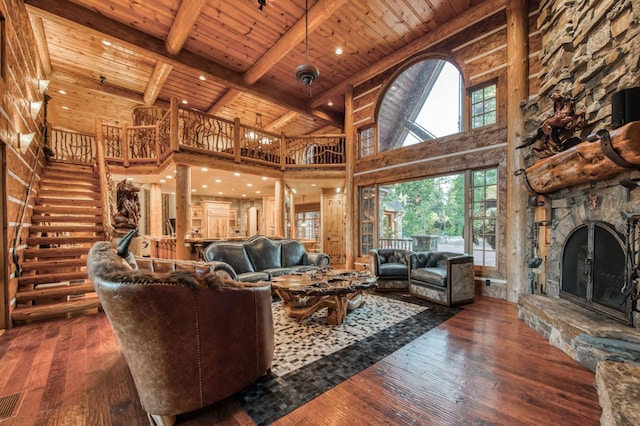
[560,221,631,323]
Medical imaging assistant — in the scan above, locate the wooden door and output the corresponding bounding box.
[323,193,346,265]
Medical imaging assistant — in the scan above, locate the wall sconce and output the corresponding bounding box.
[19,133,35,154]
[31,101,44,119]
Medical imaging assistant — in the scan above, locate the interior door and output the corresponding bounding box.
[323,194,345,265]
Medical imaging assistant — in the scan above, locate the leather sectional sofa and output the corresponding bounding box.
[87,237,274,426]
[203,235,331,282]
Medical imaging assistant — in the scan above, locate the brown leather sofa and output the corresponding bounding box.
[87,238,274,426]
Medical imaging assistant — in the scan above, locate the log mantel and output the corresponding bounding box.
[519,121,640,194]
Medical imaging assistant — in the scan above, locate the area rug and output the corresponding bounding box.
[235,292,460,425]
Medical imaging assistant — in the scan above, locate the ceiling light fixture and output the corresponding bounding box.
[295,0,319,91]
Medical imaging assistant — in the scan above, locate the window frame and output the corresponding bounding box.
[468,80,498,130]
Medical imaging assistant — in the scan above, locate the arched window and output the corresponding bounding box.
[377,58,462,152]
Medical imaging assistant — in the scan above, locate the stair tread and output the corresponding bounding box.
[18,271,88,286]
[30,225,103,233]
[15,283,95,302]
[12,297,101,322]
[22,258,88,271]
[36,198,101,207]
[27,235,103,244]
[24,247,91,259]
[31,215,102,224]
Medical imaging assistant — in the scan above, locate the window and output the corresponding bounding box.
[470,83,497,129]
[359,187,376,255]
[471,168,497,267]
[358,127,374,159]
[295,203,319,241]
[377,58,463,153]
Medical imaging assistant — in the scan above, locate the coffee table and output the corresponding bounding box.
[271,270,378,325]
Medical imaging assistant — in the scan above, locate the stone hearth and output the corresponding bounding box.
[519,294,640,425]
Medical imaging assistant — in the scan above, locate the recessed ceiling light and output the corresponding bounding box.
[218,191,223,195]
[166,175,173,179]
[311,184,316,187]
[262,177,268,180]
[181,99,188,104]
[202,184,208,188]
[201,167,208,171]
[215,179,222,183]
[336,188,341,193]
[58,90,66,95]
[234,172,241,176]
[62,106,69,110]
[199,75,206,81]
[247,183,253,187]
[335,47,343,55]
[102,40,112,47]
[160,179,166,183]
[192,189,196,192]
[242,194,247,197]
[256,190,261,194]
[327,101,334,106]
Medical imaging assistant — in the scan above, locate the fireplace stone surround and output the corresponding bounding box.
[515,0,640,421]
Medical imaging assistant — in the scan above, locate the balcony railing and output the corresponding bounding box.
[377,238,413,251]
[66,98,346,172]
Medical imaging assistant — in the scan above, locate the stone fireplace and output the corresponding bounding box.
[543,183,637,326]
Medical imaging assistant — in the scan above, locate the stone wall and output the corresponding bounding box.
[522,0,639,153]
[520,0,640,323]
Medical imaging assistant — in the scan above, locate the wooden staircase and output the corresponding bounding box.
[12,161,105,324]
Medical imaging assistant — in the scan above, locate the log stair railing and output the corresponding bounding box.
[12,161,104,324]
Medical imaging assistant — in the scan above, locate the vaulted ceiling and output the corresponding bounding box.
[25,0,493,138]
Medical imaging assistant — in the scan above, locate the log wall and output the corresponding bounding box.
[350,2,542,291]
[0,0,47,328]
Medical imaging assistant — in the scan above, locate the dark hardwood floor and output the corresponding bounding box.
[0,296,601,425]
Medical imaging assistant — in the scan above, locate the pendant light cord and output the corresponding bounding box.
[305,0,309,64]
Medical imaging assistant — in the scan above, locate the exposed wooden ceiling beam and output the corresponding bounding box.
[51,69,170,108]
[165,0,208,55]
[207,88,242,116]
[24,0,343,127]
[28,15,52,76]
[311,0,507,109]
[264,111,299,132]
[143,62,174,105]
[243,0,349,85]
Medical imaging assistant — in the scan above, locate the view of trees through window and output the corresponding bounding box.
[379,174,465,254]
[360,168,498,267]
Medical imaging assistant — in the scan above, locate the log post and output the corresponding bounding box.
[345,84,355,269]
[506,0,529,301]
[175,164,191,260]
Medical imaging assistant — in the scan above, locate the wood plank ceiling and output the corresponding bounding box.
[25,0,489,137]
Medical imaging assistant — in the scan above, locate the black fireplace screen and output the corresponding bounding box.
[561,221,628,322]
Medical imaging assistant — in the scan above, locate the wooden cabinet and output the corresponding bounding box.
[201,201,231,238]
[191,205,204,238]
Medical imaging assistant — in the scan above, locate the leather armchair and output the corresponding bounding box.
[409,251,475,306]
[368,248,413,290]
[87,239,274,425]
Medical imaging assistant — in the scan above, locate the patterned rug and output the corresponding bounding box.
[235,292,460,425]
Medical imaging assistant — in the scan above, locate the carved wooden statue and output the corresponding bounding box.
[113,179,141,230]
[518,91,586,159]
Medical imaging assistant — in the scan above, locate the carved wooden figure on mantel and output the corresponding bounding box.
[518,91,586,159]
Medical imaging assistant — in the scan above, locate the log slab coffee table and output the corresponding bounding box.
[271,270,378,325]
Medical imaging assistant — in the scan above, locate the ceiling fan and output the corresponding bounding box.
[295,0,320,88]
